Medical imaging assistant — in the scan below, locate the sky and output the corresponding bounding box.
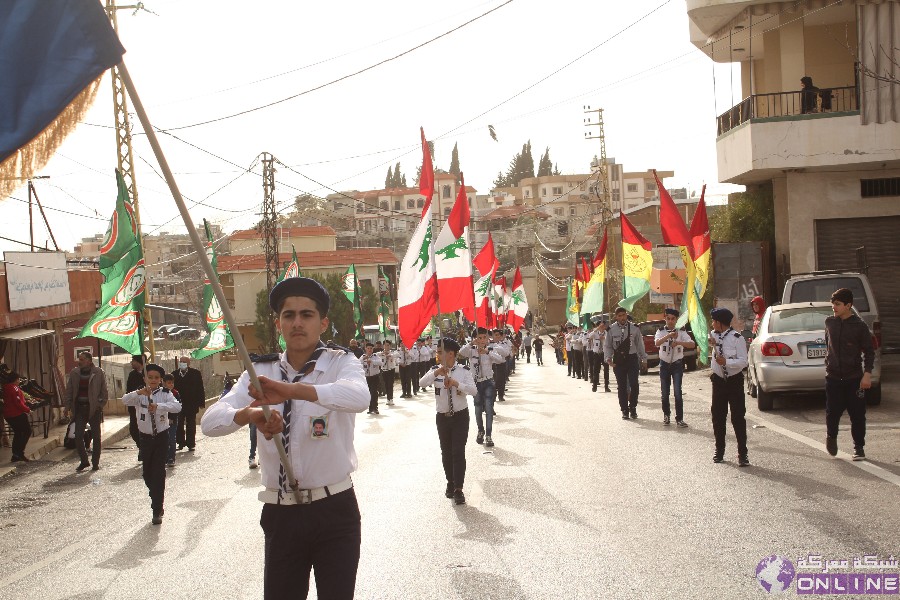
[2,0,745,256]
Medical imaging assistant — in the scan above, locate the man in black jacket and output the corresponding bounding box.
[824,288,875,461]
[173,356,205,451]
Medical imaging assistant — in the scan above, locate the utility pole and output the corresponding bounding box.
[584,105,614,316]
[261,152,279,351]
[106,0,156,360]
[26,176,58,251]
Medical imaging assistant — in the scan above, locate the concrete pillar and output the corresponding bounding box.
[772,177,790,290]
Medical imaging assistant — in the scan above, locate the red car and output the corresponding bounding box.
[637,320,698,375]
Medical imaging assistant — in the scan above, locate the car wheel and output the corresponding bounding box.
[866,384,882,406]
[757,386,774,411]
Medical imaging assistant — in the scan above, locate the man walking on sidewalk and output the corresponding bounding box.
[65,351,108,471]
[604,307,647,420]
[824,287,875,461]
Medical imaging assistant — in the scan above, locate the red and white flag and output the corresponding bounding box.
[507,266,528,331]
[473,232,499,277]
[434,172,475,321]
[398,128,438,349]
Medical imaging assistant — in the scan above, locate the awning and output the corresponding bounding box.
[0,327,55,341]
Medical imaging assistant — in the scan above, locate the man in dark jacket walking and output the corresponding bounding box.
[824,288,875,461]
[173,356,205,451]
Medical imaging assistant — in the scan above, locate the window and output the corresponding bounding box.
[569,206,576,217]
[468,196,473,206]
[557,222,569,236]
[861,177,900,197]
[646,183,655,192]
[379,201,389,211]
[542,187,547,197]
[612,190,620,204]
[552,186,563,195]
[579,183,586,191]
[442,185,451,199]
[393,200,401,210]
[443,207,451,218]
[611,169,619,181]
[407,199,415,209]
[525,190,531,198]
[627,183,638,192]
[417,198,424,208]
[554,208,564,216]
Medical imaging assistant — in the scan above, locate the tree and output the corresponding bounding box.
[709,183,775,243]
[494,140,536,188]
[384,166,393,189]
[537,147,553,177]
[493,170,509,188]
[449,142,460,180]
[253,288,275,353]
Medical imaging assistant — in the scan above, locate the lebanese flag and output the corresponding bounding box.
[398,127,438,350]
[473,232,499,277]
[473,267,496,328]
[434,172,475,321]
[493,275,506,327]
[507,267,528,331]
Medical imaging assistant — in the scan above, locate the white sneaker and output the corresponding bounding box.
[248,457,258,469]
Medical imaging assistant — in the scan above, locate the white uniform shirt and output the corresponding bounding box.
[564,332,573,351]
[407,346,420,364]
[655,327,693,363]
[122,386,181,435]
[398,345,414,367]
[492,339,512,359]
[590,329,605,353]
[360,353,383,377]
[201,349,369,490]
[419,364,477,413]
[572,331,585,351]
[603,321,648,360]
[458,344,504,381]
[709,328,749,378]
[380,349,399,371]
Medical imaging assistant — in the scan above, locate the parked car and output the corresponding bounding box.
[747,301,882,410]
[168,327,202,341]
[782,271,881,350]
[155,324,180,337]
[637,320,698,375]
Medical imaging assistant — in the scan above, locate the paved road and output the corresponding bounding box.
[1,357,898,599]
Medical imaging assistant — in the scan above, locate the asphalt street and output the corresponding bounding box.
[1,355,898,599]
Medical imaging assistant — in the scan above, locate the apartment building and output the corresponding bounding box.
[686,0,900,346]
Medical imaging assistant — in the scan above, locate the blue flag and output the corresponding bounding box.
[0,0,125,163]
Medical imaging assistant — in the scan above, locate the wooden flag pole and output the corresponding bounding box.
[118,61,304,504]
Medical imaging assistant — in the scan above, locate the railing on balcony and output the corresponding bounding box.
[717,85,858,136]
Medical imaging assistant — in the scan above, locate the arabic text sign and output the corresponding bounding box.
[5,251,71,311]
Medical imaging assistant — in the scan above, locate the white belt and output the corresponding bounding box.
[258,477,353,505]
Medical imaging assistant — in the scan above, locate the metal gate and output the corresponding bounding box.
[816,216,900,350]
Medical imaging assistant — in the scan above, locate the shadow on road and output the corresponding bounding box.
[453,505,515,546]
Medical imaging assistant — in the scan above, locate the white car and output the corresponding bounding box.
[747,301,881,410]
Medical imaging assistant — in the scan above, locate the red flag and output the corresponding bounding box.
[581,256,591,282]
[446,173,470,238]
[473,233,498,277]
[654,169,691,248]
[593,230,608,268]
[418,127,434,217]
[689,184,710,260]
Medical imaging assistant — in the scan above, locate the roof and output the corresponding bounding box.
[481,205,550,222]
[218,247,399,272]
[229,226,336,240]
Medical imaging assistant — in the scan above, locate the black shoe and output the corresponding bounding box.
[604,387,611,393]
[485,436,494,447]
[152,511,163,525]
[713,453,724,464]
[630,410,638,419]
[663,415,671,425]
[592,386,597,392]
[91,464,100,471]
[826,436,838,457]
[476,432,484,445]
[76,461,90,472]
[621,411,630,420]
[852,448,866,461]
[176,444,185,451]
[738,455,750,467]
[445,483,454,498]
[454,490,466,505]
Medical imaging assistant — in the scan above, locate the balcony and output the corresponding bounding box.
[717,86,858,136]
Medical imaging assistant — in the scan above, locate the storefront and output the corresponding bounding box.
[0,327,60,439]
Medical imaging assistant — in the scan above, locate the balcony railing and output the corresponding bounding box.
[717,85,858,136]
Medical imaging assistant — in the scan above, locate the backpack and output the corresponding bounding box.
[612,323,632,364]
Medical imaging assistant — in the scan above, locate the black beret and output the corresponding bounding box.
[269,277,330,315]
[711,307,734,325]
[132,354,145,364]
[664,308,680,317]
[439,337,460,353]
[145,363,165,376]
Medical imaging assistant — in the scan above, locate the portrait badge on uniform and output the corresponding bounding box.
[310,415,329,439]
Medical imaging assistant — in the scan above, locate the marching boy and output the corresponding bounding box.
[122,363,182,525]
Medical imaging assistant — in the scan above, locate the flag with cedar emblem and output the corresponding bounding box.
[507,267,528,331]
[434,172,475,320]
[398,127,438,349]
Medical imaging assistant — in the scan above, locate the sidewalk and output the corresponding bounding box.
[0,395,221,480]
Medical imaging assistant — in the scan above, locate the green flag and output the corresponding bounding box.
[342,264,363,338]
[76,171,145,355]
[377,265,391,335]
[192,220,235,360]
[565,280,580,327]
